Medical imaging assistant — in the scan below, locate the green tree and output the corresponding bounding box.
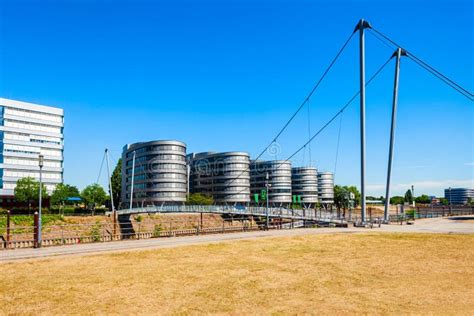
[415,194,431,204]
[111,158,122,209]
[439,198,449,206]
[334,185,349,211]
[14,177,48,212]
[404,189,413,204]
[51,183,80,206]
[346,186,361,207]
[81,184,107,210]
[186,193,214,205]
[390,196,405,205]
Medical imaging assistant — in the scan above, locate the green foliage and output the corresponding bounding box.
[415,194,432,204]
[51,183,80,206]
[290,203,302,210]
[0,214,65,234]
[390,196,405,205]
[111,158,122,208]
[134,215,143,223]
[14,177,49,209]
[153,224,163,237]
[81,183,108,209]
[467,197,473,206]
[89,221,102,242]
[186,193,214,205]
[439,198,449,206]
[334,185,360,210]
[404,189,413,204]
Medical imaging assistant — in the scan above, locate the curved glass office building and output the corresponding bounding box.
[188,151,250,204]
[291,167,318,205]
[121,140,187,206]
[444,188,474,205]
[250,160,292,206]
[317,171,334,205]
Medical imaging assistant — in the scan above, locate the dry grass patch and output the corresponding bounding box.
[1,233,473,314]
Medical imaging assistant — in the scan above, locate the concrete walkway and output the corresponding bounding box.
[1,215,472,262]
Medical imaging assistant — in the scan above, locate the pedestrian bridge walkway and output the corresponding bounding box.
[116,205,345,224]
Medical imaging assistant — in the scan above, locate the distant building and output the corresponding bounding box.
[188,151,250,204]
[121,140,187,207]
[291,167,318,205]
[444,188,474,205]
[317,172,334,205]
[250,160,292,206]
[0,98,64,200]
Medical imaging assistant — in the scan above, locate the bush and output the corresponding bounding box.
[89,221,103,242]
[153,224,163,238]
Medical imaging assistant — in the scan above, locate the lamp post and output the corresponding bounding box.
[38,154,44,248]
[265,172,270,230]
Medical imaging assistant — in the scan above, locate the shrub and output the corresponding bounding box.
[153,224,163,238]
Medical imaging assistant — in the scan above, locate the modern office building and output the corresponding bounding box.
[444,188,474,205]
[188,151,250,204]
[0,98,64,197]
[291,167,318,205]
[250,160,292,206]
[317,171,334,205]
[121,140,187,206]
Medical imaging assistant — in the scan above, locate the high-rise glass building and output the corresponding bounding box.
[188,151,250,204]
[317,171,334,205]
[444,188,474,205]
[291,167,318,205]
[250,160,292,206]
[121,140,187,206]
[0,98,64,197]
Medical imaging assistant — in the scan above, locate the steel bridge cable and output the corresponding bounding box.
[225,29,357,187]
[228,55,394,198]
[369,27,474,101]
[278,56,393,169]
[333,112,343,181]
[406,55,473,101]
[307,97,312,166]
[96,151,106,184]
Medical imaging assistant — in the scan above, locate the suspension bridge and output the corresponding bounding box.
[103,19,472,227]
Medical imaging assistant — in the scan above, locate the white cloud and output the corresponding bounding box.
[465,162,474,166]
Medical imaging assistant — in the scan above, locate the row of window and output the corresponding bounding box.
[3,157,62,168]
[3,143,62,157]
[3,131,62,145]
[126,145,186,157]
[125,154,186,166]
[3,170,62,179]
[4,119,63,134]
[4,106,63,124]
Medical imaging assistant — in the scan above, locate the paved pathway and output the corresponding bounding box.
[1,215,472,262]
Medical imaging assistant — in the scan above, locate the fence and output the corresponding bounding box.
[0,212,276,250]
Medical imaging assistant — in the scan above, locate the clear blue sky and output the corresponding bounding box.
[0,0,472,197]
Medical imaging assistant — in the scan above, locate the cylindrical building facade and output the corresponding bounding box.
[291,167,318,205]
[317,171,334,205]
[188,151,250,204]
[250,160,292,206]
[121,140,187,207]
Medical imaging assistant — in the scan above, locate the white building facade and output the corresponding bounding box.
[0,98,64,196]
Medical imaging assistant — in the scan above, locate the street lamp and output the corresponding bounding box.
[265,172,270,230]
[38,154,44,247]
[449,187,452,206]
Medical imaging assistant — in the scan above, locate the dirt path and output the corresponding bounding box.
[1,216,472,262]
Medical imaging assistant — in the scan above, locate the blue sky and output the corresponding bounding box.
[0,0,472,197]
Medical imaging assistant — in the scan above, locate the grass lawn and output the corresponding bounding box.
[1,233,473,314]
